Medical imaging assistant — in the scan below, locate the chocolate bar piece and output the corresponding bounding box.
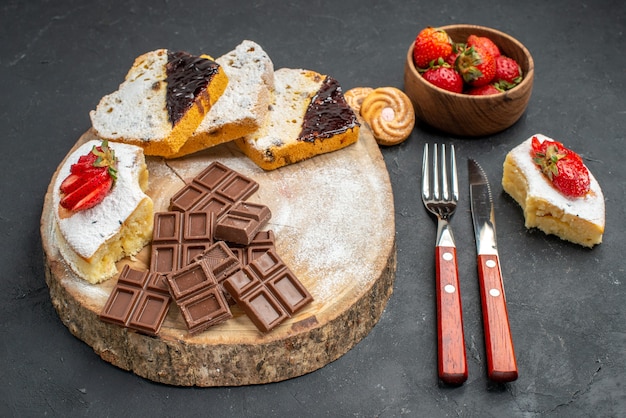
[192,241,242,305]
[227,230,277,266]
[170,162,259,218]
[223,249,313,333]
[100,265,171,336]
[215,201,271,245]
[193,241,241,284]
[166,256,232,334]
[150,210,216,274]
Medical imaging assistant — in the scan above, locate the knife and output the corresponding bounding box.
[468,159,518,383]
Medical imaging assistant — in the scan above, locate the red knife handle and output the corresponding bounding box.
[477,254,518,383]
[435,246,468,385]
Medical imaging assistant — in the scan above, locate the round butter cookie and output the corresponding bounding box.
[360,87,415,146]
[344,87,374,114]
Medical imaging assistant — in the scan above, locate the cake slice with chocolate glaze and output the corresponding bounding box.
[235,68,360,170]
[90,49,228,158]
[171,40,275,158]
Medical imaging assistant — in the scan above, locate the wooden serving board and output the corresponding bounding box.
[41,125,396,386]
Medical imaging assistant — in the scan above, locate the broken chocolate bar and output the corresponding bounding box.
[223,249,312,333]
[170,161,259,218]
[100,265,171,336]
[193,241,241,284]
[166,257,232,334]
[215,201,271,245]
[227,230,277,266]
[150,210,216,274]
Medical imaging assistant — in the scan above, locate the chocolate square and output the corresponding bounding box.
[240,285,288,333]
[167,261,215,301]
[179,287,232,334]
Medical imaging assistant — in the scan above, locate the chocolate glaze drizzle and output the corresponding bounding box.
[165,51,220,126]
[299,76,360,143]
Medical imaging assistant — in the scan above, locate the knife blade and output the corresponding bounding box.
[468,159,518,383]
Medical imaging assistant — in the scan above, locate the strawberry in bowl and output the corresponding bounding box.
[403,24,534,136]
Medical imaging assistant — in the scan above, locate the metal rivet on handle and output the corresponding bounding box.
[486,259,496,268]
[489,288,501,297]
[443,252,453,261]
[444,285,456,294]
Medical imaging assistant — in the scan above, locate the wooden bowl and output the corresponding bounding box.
[403,24,534,137]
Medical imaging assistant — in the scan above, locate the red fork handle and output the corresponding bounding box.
[436,245,468,385]
[477,254,518,383]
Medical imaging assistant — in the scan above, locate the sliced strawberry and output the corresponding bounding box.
[59,140,118,212]
[60,173,85,194]
[70,152,99,174]
[60,169,114,211]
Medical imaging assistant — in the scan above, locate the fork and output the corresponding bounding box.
[421,143,468,385]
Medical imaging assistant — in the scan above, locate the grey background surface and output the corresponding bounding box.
[2,1,625,416]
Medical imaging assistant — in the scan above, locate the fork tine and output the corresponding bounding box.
[422,143,430,200]
[432,143,439,200]
[450,144,459,203]
[441,144,449,201]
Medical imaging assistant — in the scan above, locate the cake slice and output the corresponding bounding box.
[235,68,360,170]
[90,49,228,158]
[53,140,154,283]
[502,134,605,247]
[170,40,275,158]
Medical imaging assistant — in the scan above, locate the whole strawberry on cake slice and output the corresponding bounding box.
[502,134,604,247]
[530,136,590,197]
[52,139,153,283]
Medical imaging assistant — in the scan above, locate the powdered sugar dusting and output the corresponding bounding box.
[164,135,395,305]
[260,141,394,303]
[63,273,111,306]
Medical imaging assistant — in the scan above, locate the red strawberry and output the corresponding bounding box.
[530,136,590,197]
[495,55,523,88]
[467,84,503,96]
[71,153,98,174]
[467,34,500,58]
[60,173,85,194]
[455,45,496,87]
[422,62,463,93]
[59,140,118,211]
[413,27,453,69]
[444,42,466,66]
[60,170,114,211]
